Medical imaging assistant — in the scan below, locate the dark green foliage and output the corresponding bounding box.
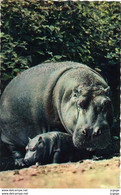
[1,0,120,119]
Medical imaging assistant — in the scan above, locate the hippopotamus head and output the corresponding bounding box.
[24,135,45,166]
[60,82,113,152]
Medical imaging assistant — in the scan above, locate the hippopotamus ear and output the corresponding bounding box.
[104,86,110,96]
[28,137,32,142]
[38,135,44,144]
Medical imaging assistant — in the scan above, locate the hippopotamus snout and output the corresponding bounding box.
[24,154,38,166]
[24,150,38,166]
[24,158,32,166]
[81,124,108,138]
[73,123,111,151]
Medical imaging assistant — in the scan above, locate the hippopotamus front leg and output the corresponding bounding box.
[9,145,26,167]
[52,149,61,163]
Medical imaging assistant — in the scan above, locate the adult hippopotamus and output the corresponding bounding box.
[0,61,113,166]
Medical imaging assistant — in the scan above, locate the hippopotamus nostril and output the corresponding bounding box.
[93,127,102,137]
[82,129,87,135]
[81,128,91,139]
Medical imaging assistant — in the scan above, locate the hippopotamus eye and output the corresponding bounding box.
[78,100,87,110]
[30,148,35,152]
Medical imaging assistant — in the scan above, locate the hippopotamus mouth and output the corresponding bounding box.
[72,126,111,152]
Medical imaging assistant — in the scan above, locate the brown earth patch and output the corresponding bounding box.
[0,157,120,188]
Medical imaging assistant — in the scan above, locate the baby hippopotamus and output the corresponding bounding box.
[24,132,81,166]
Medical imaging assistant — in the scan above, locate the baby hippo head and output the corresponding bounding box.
[24,135,45,166]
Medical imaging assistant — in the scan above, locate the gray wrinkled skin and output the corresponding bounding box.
[0,61,113,165]
[24,132,79,166]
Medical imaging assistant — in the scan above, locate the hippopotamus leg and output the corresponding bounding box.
[1,133,26,167]
[52,149,61,163]
[9,145,25,167]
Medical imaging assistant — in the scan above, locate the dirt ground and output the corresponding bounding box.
[0,157,120,188]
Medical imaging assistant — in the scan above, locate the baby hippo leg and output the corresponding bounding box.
[53,149,61,163]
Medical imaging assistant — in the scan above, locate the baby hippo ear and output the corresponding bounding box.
[38,135,44,144]
[28,137,32,142]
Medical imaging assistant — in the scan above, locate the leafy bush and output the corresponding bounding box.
[1,0,120,118]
